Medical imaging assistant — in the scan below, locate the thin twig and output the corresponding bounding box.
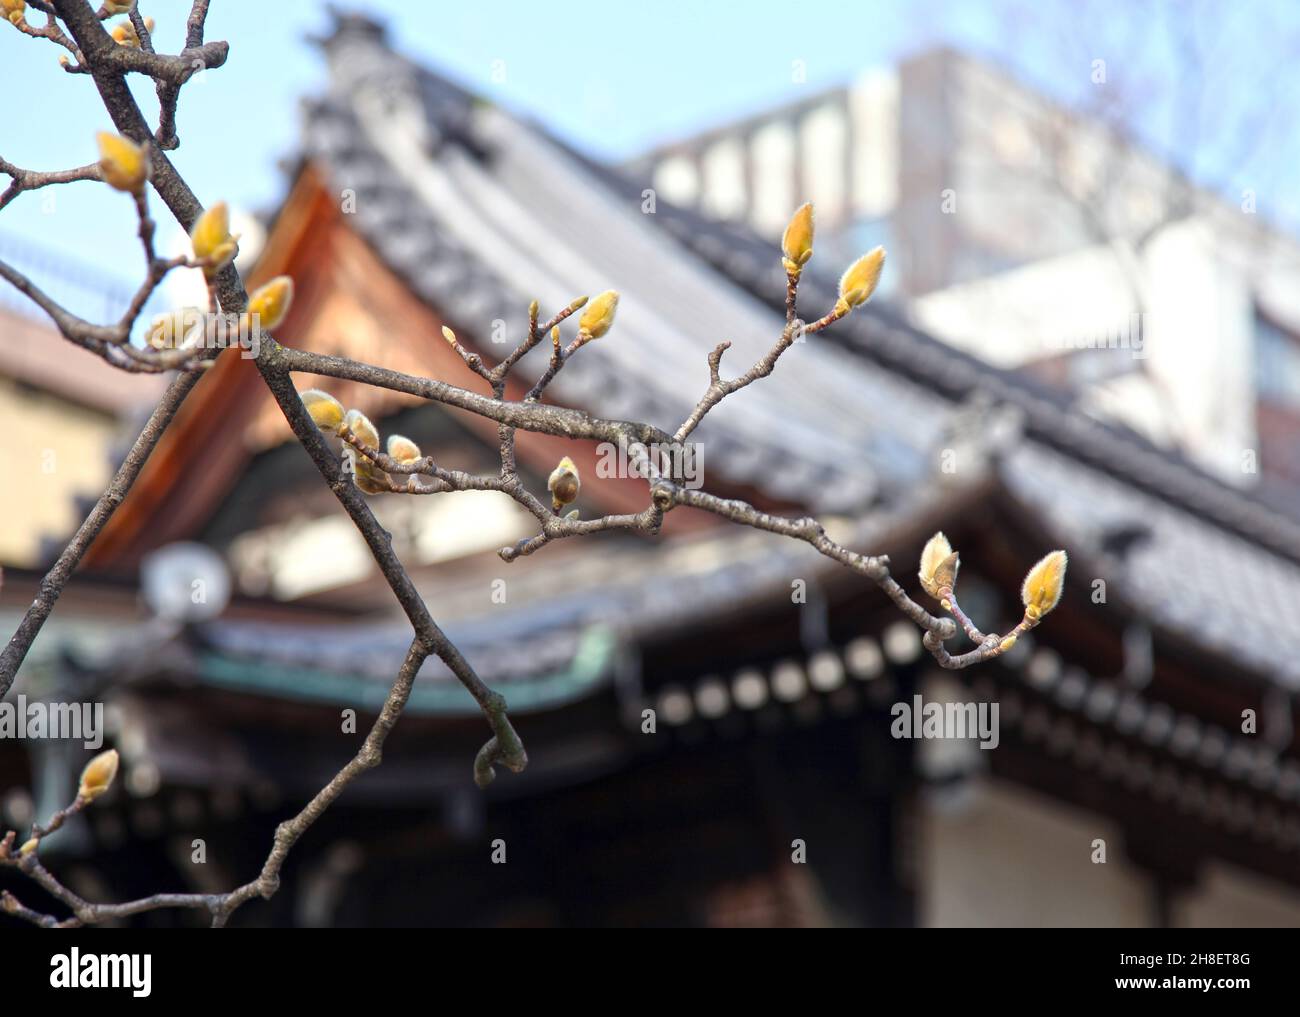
[0,372,201,696]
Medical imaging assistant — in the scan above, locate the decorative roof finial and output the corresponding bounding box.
[310,5,389,50]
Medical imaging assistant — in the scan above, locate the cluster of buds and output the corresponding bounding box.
[2,0,25,28]
[919,532,1068,651]
[96,131,149,194]
[548,456,581,514]
[190,201,240,277]
[145,275,292,352]
[109,14,153,47]
[297,390,426,496]
[779,202,886,317]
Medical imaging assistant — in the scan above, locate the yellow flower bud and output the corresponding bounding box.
[577,290,619,340]
[343,445,390,495]
[19,837,37,857]
[781,202,814,268]
[96,131,148,194]
[838,246,886,309]
[190,201,239,275]
[245,275,294,332]
[147,307,204,350]
[300,389,344,433]
[342,409,379,450]
[998,634,1018,653]
[1021,550,1068,621]
[110,17,149,46]
[441,325,458,345]
[933,552,959,597]
[548,455,580,511]
[2,0,26,27]
[918,531,955,599]
[103,0,135,13]
[78,748,119,802]
[568,295,589,313]
[386,435,421,464]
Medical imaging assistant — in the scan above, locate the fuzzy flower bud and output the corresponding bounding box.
[1021,550,1068,621]
[96,131,148,193]
[386,435,421,464]
[300,389,344,433]
[341,409,379,450]
[147,307,204,350]
[548,455,580,511]
[837,246,886,313]
[781,202,815,270]
[343,445,390,495]
[78,748,119,802]
[918,531,958,599]
[110,15,152,47]
[245,276,294,332]
[190,201,239,275]
[577,290,619,340]
[2,0,25,27]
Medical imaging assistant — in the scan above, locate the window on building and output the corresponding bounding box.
[1254,311,1300,410]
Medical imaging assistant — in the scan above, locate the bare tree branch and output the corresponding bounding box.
[1,639,431,927]
[0,0,1061,927]
[0,157,102,211]
[0,372,201,696]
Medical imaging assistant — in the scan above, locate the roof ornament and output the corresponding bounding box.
[312,6,389,48]
[313,6,471,156]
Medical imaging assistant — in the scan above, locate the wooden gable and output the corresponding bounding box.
[85,164,721,574]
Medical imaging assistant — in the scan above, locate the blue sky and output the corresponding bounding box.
[1,0,1296,320]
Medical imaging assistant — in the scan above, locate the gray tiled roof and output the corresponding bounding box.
[301,20,961,514]
[298,14,1300,692]
[1005,444,1300,690]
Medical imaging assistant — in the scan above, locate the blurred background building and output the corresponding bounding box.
[628,47,1300,496]
[3,10,1300,927]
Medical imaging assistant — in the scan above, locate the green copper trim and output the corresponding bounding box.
[195,625,618,716]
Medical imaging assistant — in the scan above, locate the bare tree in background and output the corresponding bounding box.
[0,0,1066,928]
[921,0,1300,447]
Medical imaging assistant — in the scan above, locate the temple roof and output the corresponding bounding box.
[290,13,1300,692]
